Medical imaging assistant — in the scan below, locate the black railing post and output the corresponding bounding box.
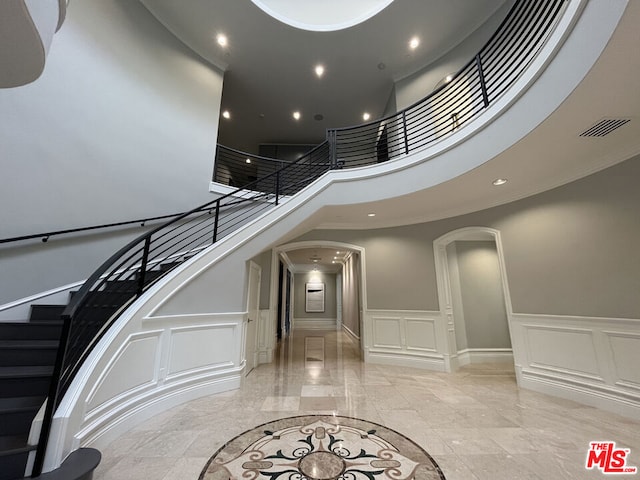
[402,112,409,155]
[32,313,73,476]
[212,199,220,243]
[136,236,152,297]
[476,54,490,108]
[275,171,281,205]
[327,129,338,169]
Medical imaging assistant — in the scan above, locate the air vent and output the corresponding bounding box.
[579,118,631,137]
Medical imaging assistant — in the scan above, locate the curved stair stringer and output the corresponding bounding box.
[37,0,628,472]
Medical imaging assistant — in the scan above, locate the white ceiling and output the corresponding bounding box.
[282,247,353,273]
[140,0,511,152]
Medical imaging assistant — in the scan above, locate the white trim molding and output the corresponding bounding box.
[363,309,448,371]
[457,348,513,366]
[293,318,338,330]
[510,312,640,420]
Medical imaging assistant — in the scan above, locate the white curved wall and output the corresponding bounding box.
[40,0,637,471]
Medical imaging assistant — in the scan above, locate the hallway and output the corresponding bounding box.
[93,330,640,480]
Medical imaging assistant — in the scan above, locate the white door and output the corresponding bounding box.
[245,261,261,374]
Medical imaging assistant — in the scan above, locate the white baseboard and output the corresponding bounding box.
[293,318,337,330]
[510,312,640,421]
[365,349,446,372]
[76,373,242,450]
[519,367,640,421]
[457,348,513,366]
[342,324,360,342]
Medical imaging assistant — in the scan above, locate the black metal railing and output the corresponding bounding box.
[31,141,331,475]
[326,0,567,168]
[27,0,568,474]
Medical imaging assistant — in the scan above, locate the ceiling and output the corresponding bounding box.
[139,0,510,153]
[282,247,354,273]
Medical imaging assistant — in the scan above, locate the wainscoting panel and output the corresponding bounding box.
[85,331,161,414]
[372,316,403,349]
[405,318,437,353]
[604,331,640,390]
[365,310,446,371]
[167,323,237,379]
[511,313,640,419]
[525,325,602,381]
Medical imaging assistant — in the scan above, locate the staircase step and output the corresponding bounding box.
[0,366,53,398]
[29,305,66,322]
[0,340,59,366]
[0,322,63,340]
[0,397,44,436]
[0,435,34,480]
[105,279,138,293]
[0,434,34,455]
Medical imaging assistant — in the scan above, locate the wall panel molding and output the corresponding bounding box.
[511,313,640,419]
[364,310,446,371]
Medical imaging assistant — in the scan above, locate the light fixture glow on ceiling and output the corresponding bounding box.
[367,213,376,217]
[216,34,228,47]
[363,112,371,121]
[222,110,230,119]
[409,36,420,50]
[315,65,325,77]
[293,111,301,120]
[492,178,508,186]
[245,158,251,164]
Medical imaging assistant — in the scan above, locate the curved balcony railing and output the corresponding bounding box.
[213,0,566,183]
[33,0,568,475]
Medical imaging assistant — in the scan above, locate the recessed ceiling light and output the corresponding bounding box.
[363,112,371,121]
[409,36,420,50]
[445,74,453,82]
[332,261,336,264]
[336,251,341,254]
[245,158,251,164]
[216,34,228,47]
[377,62,386,70]
[492,178,508,186]
[293,111,301,120]
[367,213,376,217]
[222,110,230,119]
[315,65,325,77]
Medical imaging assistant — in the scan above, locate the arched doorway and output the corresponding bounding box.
[433,227,514,372]
[270,241,367,353]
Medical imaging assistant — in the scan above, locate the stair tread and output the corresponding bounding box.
[0,396,45,413]
[0,434,35,455]
[0,366,54,378]
[0,340,58,349]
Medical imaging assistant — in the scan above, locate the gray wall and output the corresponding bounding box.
[455,241,510,349]
[394,1,514,110]
[0,0,224,304]
[446,243,468,350]
[294,155,640,319]
[293,271,337,319]
[342,253,360,337]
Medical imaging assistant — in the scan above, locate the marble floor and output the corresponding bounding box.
[93,329,640,480]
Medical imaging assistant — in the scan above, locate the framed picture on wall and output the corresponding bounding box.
[305,282,325,312]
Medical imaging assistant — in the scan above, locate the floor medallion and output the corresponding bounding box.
[199,415,445,480]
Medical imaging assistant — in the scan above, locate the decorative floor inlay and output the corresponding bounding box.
[199,415,445,480]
